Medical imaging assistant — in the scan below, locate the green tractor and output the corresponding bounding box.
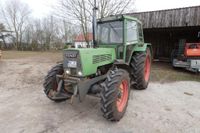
[43,6,152,121]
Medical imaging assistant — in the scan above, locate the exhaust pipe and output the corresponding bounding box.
[92,0,98,48]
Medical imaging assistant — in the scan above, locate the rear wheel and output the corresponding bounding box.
[100,68,130,121]
[43,63,70,102]
[130,48,151,90]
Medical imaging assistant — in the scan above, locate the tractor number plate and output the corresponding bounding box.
[68,61,77,68]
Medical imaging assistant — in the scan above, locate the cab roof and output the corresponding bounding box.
[97,15,142,24]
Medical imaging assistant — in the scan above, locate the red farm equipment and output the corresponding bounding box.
[172,42,200,72]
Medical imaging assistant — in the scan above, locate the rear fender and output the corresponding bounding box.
[127,43,152,64]
[134,43,152,54]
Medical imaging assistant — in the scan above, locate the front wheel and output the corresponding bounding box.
[100,68,130,121]
[43,63,70,102]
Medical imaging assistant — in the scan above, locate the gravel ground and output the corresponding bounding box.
[0,57,200,133]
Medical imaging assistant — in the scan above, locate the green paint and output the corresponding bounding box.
[78,48,116,76]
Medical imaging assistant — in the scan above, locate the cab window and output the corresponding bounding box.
[126,21,137,42]
[138,23,143,42]
[97,21,123,44]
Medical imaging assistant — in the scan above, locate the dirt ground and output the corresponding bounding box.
[0,51,200,133]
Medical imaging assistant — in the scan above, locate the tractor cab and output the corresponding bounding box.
[97,15,145,60]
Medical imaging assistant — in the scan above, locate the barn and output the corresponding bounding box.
[129,6,200,61]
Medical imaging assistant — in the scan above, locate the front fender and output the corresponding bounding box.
[64,75,106,102]
[78,75,106,101]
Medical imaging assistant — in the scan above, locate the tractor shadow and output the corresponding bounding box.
[49,95,107,122]
[46,90,137,125]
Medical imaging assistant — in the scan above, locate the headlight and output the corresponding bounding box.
[78,71,83,76]
[66,69,70,74]
[67,61,77,68]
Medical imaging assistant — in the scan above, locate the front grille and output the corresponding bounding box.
[93,54,112,64]
[63,50,82,76]
[70,68,77,75]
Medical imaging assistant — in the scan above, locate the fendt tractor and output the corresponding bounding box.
[43,2,152,121]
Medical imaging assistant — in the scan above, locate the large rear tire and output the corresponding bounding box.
[100,68,130,121]
[130,48,151,90]
[43,63,69,102]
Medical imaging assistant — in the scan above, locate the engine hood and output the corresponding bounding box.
[63,48,116,76]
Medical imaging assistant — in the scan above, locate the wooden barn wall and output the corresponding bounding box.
[129,6,200,29]
[144,26,200,59]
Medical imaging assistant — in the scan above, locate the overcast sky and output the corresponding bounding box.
[1,0,200,18]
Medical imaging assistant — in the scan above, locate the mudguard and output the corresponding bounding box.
[127,43,152,64]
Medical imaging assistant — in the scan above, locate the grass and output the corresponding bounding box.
[1,50,200,82]
[1,50,62,61]
[151,62,200,82]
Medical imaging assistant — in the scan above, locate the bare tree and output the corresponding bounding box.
[63,20,78,43]
[56,0,90,44]
[0,0,31,50]
[0,23,6,48]
[23,18,50,50]
[0,23,5,31]
[56,0,135,43]
[41,16,78,50]
[22,16,75,51]
[23,25,32,49]
[88,0,135,18]
[0,22,13,49]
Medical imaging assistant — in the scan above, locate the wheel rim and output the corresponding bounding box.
[48,82,58,97]
[144,54,150,82]
[117,80,128,112]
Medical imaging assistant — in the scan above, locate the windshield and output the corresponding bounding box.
[97,21,123,44]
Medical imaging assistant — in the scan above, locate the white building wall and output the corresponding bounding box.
[74,41,92,48]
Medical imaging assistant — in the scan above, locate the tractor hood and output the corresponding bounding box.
[63,48,116,76]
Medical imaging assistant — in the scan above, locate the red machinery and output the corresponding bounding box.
[184,43,200,57]
[172,42,200,72]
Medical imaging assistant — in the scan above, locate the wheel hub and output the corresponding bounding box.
[144,54,150,82]
[116,80,128,112]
